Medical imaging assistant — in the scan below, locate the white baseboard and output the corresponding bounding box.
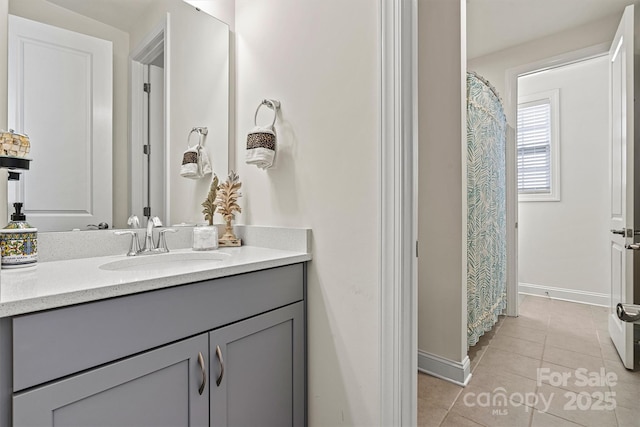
[519,282,609,307]
[417,350,471,386]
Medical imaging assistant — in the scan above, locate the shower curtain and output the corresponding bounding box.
[466,72,507,347]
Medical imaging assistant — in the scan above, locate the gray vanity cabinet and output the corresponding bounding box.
[13,334,210,427]
[210,301,305,427]
[5,263,306,427]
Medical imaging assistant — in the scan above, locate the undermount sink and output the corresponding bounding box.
[99,251,230,272]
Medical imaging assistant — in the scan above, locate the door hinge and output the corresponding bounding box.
[143,207,151,217]
[143,145,150,155]
[416,241,419,258]
[143,83,151,93]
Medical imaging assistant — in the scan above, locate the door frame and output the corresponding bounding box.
[379,0,417,425]
[130,18,170,224]
[504,42,610,316]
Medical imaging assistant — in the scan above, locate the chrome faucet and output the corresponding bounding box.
[115,216,178,256]
[140,216,178,254]
[140,216,163,253]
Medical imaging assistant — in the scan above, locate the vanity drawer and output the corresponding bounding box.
[12,263,304,391]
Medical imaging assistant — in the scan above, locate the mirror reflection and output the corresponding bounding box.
[6,0,229,231]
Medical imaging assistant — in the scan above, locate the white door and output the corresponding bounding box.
[608,4,637,370]
[8,15,112,231]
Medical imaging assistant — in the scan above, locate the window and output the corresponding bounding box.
[517,89,560,201]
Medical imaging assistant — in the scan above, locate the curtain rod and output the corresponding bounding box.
[468,71,502,104]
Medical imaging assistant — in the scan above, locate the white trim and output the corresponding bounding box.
[380,0,417,425]
[164,14,171,225]
[505,126,518,316]
[460,0,469,362]
[417,351,471,387]
[505,43,610,111]
[504,42,610,319]
[519,283,610,307]
[517,88,561,202]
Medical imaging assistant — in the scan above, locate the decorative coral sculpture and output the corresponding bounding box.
[201,174,219,226]
[215,171,242,246]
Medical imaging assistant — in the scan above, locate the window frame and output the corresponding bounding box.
[517,89,561,202]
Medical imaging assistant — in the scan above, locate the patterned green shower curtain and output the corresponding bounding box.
[466,72,507,347]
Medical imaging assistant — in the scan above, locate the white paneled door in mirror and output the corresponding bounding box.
[8,14,112,232]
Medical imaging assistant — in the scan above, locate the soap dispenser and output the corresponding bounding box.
[0,203,37,268]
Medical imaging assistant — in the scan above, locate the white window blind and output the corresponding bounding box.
[517,99,552,194]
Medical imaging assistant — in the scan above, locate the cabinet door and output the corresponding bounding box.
[210,302,305,427]
[13,334,209,427]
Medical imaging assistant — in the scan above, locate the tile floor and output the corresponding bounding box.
[418,295,640,427]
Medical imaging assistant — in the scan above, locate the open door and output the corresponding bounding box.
[608,4,638,370]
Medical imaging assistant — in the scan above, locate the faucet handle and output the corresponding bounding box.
[127,215,140,228]
[156,228,178,253]
[114,230,141,256]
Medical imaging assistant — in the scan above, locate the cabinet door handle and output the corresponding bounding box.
[197,351,206,395]
[215,345,225,387]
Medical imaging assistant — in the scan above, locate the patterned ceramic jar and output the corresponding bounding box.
[0,129,30,157]
[0,228,38,268]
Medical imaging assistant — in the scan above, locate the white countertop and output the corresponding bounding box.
[0,246,311,318]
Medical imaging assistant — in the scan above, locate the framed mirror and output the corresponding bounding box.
[6,0,229,231]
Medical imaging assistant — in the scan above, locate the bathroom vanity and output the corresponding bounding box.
[0,227,310,427]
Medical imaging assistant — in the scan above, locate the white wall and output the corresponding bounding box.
[234,0,379,424]
[8,0,130,228]
[183,0,235,172]
[468,13,619,113]
[418,0,468,369]
[518,56,610,302]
